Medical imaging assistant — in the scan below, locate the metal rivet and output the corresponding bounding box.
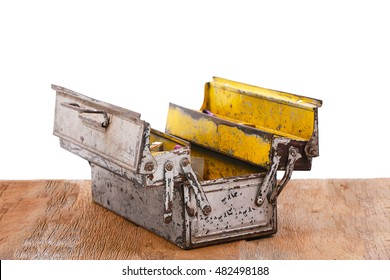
[290,149,297,157]
[144,162,155,172]
[203,205,212,216]
[165,162,173,171]
[186,205,195,216]
[180,158,190,167]
[164,216,172,224]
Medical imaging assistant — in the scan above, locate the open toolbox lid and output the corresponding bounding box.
[52,85,158,177]
[166,77,322,171]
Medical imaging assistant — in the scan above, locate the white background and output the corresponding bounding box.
[1,0,389,180]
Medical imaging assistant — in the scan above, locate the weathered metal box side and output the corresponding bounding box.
[91,163,189,248]
[188,172,276,248]
[52,84,158,180]
[90,137,276,249]
[165,77,322,170]
[91,163,276,249]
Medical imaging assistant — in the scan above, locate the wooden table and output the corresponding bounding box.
[0,179,389,259]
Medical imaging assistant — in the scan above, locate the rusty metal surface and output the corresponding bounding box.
[165,77,322,172]
[52,78,321,249]
[52,84,156,177]
[166,103,274,169]
[91,164,276,249]
[166,104,313,171]
[189,174,277,247]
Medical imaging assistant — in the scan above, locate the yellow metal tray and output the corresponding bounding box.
[166,77,322,171]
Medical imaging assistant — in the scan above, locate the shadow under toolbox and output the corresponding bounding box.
[52,78,322,249]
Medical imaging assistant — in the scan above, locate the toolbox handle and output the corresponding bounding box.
[256,139,302,206]
[268,146,302,203]
[180,158,212,216]
[61,102,110,128]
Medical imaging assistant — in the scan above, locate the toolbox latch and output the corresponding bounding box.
[256,138,302,206]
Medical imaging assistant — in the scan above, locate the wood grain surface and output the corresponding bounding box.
[0,179,389,259]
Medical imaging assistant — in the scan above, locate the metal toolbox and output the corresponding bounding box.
[52,78,322,249]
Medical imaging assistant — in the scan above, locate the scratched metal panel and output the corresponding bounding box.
[188,175,276,246]
[90,164,276,249]
[52,84,148,174]
[165,77,322,170]
[91,164,187,247]
[166,103,313,171]
[60,139,143,184]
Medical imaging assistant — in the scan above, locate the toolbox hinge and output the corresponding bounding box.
[180,158,212,216]
[139,125,158,174]
[256,139,302,206]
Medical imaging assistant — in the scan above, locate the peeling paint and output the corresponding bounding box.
[52,78,321,249]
